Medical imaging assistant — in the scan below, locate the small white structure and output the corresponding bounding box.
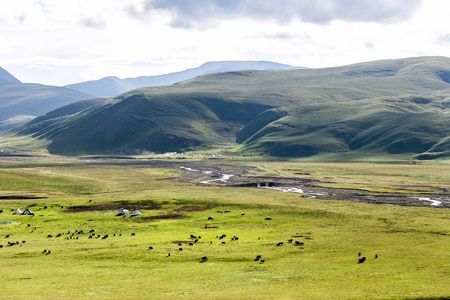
[21,208,34,215]
[13,209,23,214]
[130,210,142,217]
[117,208,129,216]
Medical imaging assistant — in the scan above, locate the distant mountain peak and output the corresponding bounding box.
[199,60,298,68]
[0,67,21,85]
[64,60,304,98]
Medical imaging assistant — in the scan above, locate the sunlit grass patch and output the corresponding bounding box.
[0,157,449,298]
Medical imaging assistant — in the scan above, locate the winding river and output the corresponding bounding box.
[180,166,448,206]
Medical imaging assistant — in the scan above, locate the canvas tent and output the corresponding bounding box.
[13,209,22,214]
[21,209,34,215]
[117,208,129,216]
[130,210,142,217]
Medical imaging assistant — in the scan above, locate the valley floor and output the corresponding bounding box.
[0,155,449,299]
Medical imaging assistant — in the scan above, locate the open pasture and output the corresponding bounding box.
[0,156,449,299]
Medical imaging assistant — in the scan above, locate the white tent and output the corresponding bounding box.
[13,209,22,214]
[117,208,129,216]
[130,210,142,217]
[21,208,34,215]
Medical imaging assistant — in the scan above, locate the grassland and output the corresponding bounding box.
[0,155,449,299]
[0,83,93,132]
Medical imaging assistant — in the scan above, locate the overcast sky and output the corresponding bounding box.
[1,0,449,86]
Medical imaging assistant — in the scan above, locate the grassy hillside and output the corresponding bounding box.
[0,83,94,132]
[17,97,106,135]
[238,98,450,157]
[5,56,450,159]
[65,60,302,97]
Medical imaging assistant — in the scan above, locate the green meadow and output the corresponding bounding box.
[0,156,449,299]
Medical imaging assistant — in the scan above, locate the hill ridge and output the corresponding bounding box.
[64,60,303,97]
[4,56,450,159]
[0,82,94,132]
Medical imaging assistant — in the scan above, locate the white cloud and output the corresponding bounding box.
[436,34,450,44]
[0,0,449,86]
[134,0,424,28]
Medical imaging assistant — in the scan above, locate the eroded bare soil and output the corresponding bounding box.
[1,157,448,209]
[66,200,162,212]
[172,162,450,209]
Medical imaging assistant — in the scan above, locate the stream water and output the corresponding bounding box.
[259,186,329,199]
[410,197,446,206]
[180,166,234,184]
[200,174,234,184]
[181,166,447,206]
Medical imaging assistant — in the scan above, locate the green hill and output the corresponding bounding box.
[5,56,450,159]
[0,83,94,132]
[65,61,302,97]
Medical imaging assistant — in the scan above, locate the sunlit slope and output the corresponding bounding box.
[65,60,301,97]
[238,98,450,158]
[17,97,107,135]
[7,56,450,158]
[0,83,94,132]
[13,92,271,155]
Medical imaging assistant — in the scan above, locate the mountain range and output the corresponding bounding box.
[4,56,450,159]
[64,61,302,97]
[0,61,301,132]
[0,67,94,132]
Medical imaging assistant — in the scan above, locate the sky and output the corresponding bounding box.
[0,0,450,86]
